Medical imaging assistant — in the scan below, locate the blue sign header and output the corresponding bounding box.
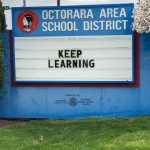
[12,4,134,37]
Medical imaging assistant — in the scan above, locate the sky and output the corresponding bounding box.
[2,0,135,29]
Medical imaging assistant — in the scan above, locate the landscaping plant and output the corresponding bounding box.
[132,0,150,33]
[0,0,6,95]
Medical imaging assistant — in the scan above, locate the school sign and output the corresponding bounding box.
[12,4,136,86]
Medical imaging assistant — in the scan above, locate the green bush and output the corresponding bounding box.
[0,0,6,95]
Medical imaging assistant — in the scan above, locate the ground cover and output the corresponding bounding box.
[0,117,150,150]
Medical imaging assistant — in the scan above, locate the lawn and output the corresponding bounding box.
[0,117,150,150]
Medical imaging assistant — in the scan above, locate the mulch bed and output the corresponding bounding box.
[0,119,29,128]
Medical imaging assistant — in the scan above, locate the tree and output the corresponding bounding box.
[0,0,6,95]
[132,0,150,33]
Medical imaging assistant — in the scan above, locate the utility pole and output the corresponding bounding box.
[23,0,26,7]
[57,0,60,6]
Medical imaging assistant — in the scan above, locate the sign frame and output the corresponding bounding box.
[10,4,140,87]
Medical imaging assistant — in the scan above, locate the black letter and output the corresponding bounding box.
[89,59,95,68]
[55,60,59,68]
[77,50,82,58]
[48,60,53,68]
[60,60,66,68]
[66,60,72,68]
[58,50,63,58]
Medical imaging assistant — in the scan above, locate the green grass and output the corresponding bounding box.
[0,117,150,150]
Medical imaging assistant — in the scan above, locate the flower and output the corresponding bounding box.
[132,0,150,33]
